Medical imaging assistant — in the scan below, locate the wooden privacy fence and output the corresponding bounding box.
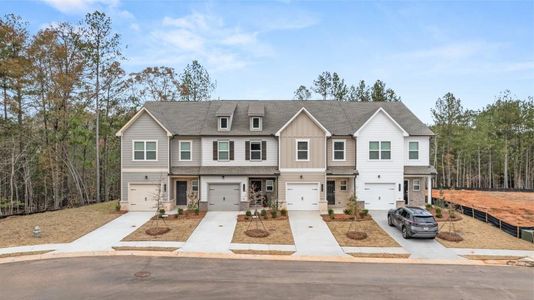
[431,197,534,240]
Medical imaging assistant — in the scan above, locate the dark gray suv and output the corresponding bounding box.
[387,207,438,239]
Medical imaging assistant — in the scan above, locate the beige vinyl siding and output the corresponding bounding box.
[171,137,201,167]
[122,112,169,168]
[278,172,326,205]
[279,113,326,169]
[328,177,354,208]
[406,177,427,207]
[327,136,356,167]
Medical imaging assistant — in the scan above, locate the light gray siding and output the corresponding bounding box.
[121,172,168,202]
[122,112,169,169]
[171,137,201,167]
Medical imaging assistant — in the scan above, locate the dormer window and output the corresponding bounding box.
[219,117,229,131]
[250,117,262,131]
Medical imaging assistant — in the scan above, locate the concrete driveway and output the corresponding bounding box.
[180,211,239,253]
[370,210,463,259]
[289,211,345,256]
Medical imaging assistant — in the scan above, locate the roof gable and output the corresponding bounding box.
[116,107,172,137]
[275,107,332,137]
[353,107,409,137]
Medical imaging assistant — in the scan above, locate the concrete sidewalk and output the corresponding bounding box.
[289,211,345,256]
[180,211,239,253]
[56,212,153,252]
[370,210,463,260]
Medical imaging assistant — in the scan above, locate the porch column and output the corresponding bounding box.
[427,176,432,205]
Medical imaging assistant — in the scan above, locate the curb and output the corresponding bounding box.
[0,250,496,266]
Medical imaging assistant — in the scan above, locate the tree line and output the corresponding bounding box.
[0,12,216,216]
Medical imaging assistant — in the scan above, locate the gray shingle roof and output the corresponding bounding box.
[326,166,358,175]
[404,166,437,175]
[170,166,279,176]
[143,100,434,136]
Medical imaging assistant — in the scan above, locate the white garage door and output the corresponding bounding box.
[208,184,240,211]
[128,184,159,212]
[363,183,396,210]
[286,183,320,210]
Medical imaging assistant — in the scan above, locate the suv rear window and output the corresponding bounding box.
[413,216,435,223]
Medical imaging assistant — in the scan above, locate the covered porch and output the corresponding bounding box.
[403,166,437,208]
[326,167,357,209]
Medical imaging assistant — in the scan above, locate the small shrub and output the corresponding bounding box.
[361,209,368,216]
[194,208,200,215]
[271,210,278,218]
[280,209,287,217]
[115,201,121,212]
[178,208,184,215]
[328,208,334,216]
[435,207,442,218]
[425,204,432,210]
[245,210,252,217]
[343,208,352,215]
[159,208,166,215]
[449,209,456,218]
[260,209,267,217]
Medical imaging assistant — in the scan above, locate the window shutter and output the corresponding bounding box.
[245,141,250,160]
[213,141,218,160]
[230,141,234,160]
[262,141,267,160]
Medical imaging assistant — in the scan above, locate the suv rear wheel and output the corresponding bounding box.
[388,215,394,226]
[402,226,410,239]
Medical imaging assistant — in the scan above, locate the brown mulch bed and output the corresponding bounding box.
[0,201,122,248]
[346,231,368,240]
[436,216,534,250]
[437,232,463,242]
[231,250,295,255]
[349,253,410,259]
[322,214,372,222]
[244,229,270,238]
[0,250,53,259]
[327,219,399,247]
[428,208,463,222]
[232,218,294,245]
[236,214,288,222]
[432,190,534,226]
[123,213,205,242]
[112,246,178,252]
[145,227,171,236]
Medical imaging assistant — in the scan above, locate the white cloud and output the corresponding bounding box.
[41,0,119,14]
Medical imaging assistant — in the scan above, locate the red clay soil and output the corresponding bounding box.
[432,190,534,227]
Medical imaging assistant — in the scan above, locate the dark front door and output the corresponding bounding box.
[176,181,188,205]
[403,180,409,204]
[327,181,335,205]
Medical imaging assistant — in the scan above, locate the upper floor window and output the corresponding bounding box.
[179,141,192,161]
[250,141,262,161]
[219,117,229,130]
[333,140,345,161]
[218,141,230,161]
[250,117,262,131]
[296,139,309,161]
[369,141,391,160]
[133,141,157,161]
[409,141,419,160]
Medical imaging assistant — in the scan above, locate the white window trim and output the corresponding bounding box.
[132,140,158,161]
[250,117,262,131]
[192,179,199,192]
[266,180,274,192]
[340,180,347,191]
[218,117,229,131]
[179,140,192,161]
[332,139,346,161]
[295,139,310,161]
[413,179,421,191]
[249,140,262,161]
[368,140,391,161]
[217,140,230,161]
[409,141,419,160]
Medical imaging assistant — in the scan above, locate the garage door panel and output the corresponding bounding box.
[363,183,395,210]
[286,183,319,211]
[208,184,240,211]
[129,184,159,212]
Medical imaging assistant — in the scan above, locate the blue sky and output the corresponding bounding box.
[2,0,533,123]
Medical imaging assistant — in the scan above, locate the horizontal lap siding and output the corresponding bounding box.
[278,172,326,204]
[122,112,169,169]
[279,113,326,169]
[327,136,356,166]
[201,136,278,166]
[171,137,201,167]
[404,136,430,166]
[121,172,168,202]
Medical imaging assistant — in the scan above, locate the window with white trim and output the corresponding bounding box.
[333,140,345,161]
[409,141,419,160]
[192,180,199,192]
[250,141,262,160]
[369,141,391,160]
[133,141,157,161]
[219,117,229,130]
[296,140,309,161]
[413,179,420,191]
[266,180,274,192]
[179,141,192,161]
[340,180,347,191]
[250,117,262,131]
[218,141,230,161]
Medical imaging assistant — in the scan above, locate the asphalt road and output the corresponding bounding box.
[0,256,532,300]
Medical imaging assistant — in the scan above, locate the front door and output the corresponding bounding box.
[403,180,409,204]
[176,181,188,205]
[327,181,336,205]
